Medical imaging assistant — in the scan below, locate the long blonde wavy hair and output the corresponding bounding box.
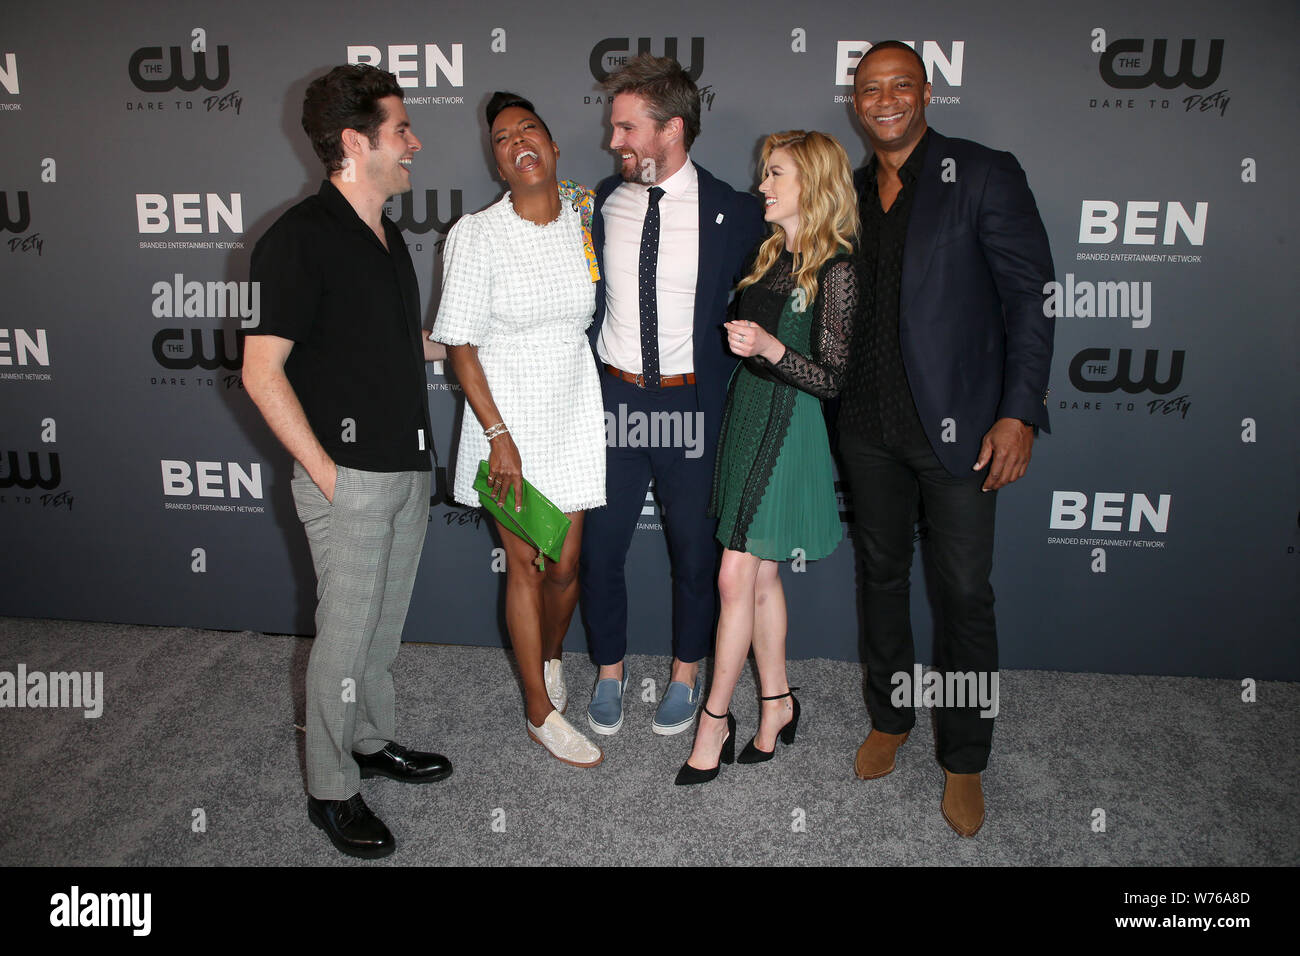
[737,130,858,305]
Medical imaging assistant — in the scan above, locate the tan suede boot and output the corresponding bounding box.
[853,729,909,779]
[941,770,985,837]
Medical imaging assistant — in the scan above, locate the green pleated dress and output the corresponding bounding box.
[709,254,846,562]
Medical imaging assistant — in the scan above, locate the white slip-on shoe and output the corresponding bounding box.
[527,711,604,768]
[544,658,567,714]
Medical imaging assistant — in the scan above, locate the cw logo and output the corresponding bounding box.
[1099,38,1223,90]
[1067,348,1185,395]
[152,329,243,371]
[129,46,230,93]
[385,189,462,235]
[589,37,704,82]
[1,191,30,233]
[0,451,60,490]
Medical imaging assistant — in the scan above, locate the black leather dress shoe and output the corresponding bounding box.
[307,793,395,859]
[353,742,453,784]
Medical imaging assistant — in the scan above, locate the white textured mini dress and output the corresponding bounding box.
[433,192,606,514]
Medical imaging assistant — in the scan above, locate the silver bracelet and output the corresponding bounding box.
[483,422,509,441]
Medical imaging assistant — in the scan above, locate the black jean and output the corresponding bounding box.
[838,430,999,773]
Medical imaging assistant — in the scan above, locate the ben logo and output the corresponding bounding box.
[137,193,243,234]
[0,53,17,95]
[1078,200,1207,246]
[1050,491,1172,534]
[347,44,464,87]
[0,451,60,491]
[385,189,462,235]
[589,37,704,83]
[836,40,965,87]
[1099,37,1223,90]
[161,460,263,499]
[1067,348,1185,395]
[152,329,244,371]
[1,191,30,233]
[129,43,230,93]
[0,328,50,367]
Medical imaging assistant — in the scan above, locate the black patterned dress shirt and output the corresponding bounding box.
[840,130,931,449]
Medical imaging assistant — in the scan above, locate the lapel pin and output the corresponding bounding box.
[716,213,724,224]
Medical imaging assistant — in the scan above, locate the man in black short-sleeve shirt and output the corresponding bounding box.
[244,65,451,860]
[251,178,431,473]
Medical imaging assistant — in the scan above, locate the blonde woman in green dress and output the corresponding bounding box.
[676,130,862,785]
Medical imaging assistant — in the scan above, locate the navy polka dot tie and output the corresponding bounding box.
[638,186,665,389]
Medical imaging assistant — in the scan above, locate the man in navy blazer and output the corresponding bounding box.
[579,54,764,737]
[839,42,1054,836]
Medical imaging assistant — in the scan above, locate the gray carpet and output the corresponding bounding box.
[1,616,1296,867]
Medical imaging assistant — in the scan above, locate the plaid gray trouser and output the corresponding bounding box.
[291,462,431,799]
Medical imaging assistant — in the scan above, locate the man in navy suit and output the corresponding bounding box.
[580,54,764,737]
[839,42,1054,836]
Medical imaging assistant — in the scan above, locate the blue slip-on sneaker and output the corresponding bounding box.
[652,670,705,736]
[587,671,629,735]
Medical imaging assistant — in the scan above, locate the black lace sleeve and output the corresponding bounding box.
[760,257,861,399]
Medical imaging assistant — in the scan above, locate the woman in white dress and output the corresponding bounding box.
[433,92,606,767]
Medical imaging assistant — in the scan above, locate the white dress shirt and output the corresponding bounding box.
[596,159,700,376]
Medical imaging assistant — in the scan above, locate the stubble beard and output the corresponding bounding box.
[619,147,670,185]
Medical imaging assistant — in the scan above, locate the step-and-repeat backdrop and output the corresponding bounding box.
[2,1,1296,679]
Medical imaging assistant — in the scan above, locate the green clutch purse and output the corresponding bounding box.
[472,460,571,569]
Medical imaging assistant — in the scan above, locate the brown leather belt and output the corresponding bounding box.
[604,363,696,388]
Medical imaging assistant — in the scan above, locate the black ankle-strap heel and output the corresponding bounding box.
[674,707,736,786]
[737,687,801,764]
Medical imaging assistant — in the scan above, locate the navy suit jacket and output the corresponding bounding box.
[853,129,1055,477]
[589,162,765,448]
